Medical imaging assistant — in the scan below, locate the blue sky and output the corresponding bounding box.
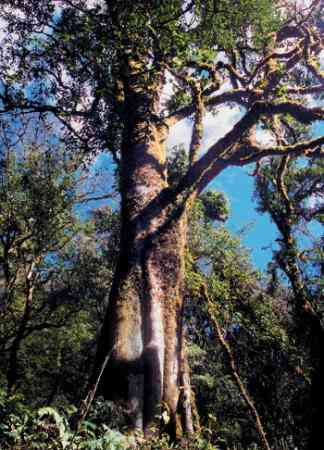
[0,0,321,275]
[1,4,320,274]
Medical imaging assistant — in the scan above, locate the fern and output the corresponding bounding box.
[37,406,71,449]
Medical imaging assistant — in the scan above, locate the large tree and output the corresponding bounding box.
[0,0,323,438]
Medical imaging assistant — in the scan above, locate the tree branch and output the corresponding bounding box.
[230,135,324,167]
[166,88,251,127]
[174,101,323,195]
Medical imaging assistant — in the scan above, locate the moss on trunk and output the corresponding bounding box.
[89,61,195,437]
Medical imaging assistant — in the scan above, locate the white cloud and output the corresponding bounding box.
[167,102,243,154]
[167,118,192,150]
[202,107,243,149]
[307,193,323,210]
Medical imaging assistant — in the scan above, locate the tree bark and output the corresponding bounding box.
[89,61,194,437]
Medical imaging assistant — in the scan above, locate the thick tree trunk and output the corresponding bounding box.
[89,62,194,437]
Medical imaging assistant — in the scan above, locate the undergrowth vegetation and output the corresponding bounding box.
[0,390,298,450]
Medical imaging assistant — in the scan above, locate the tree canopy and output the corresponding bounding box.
[0,0,323,169]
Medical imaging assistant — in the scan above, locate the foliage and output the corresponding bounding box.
[0,171,318,449]
[0,386,300,450]
[1,183,312,448]
[0,0,282,157]
[0,389,130,449]
[184,199,311,449]
[0,147,77,269]
[0,148,114,402]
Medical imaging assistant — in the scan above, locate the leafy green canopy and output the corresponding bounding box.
[255,158,323,227]
[0,149,77,259]
[0,0,280,156]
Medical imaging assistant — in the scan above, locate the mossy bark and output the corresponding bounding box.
[277,226,324,450]
[89,61,194,437]
[284,252,324,450]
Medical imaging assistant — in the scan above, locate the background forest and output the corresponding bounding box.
[0,128,323,450]
[0,1,323,450]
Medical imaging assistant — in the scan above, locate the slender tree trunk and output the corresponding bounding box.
[272,158,324,449]
[89,61,194,437]
[7,263,35,393]
[0,246,15,317]
[203,285,271,450]
[279,238,324,450]
[308,317,324,450]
